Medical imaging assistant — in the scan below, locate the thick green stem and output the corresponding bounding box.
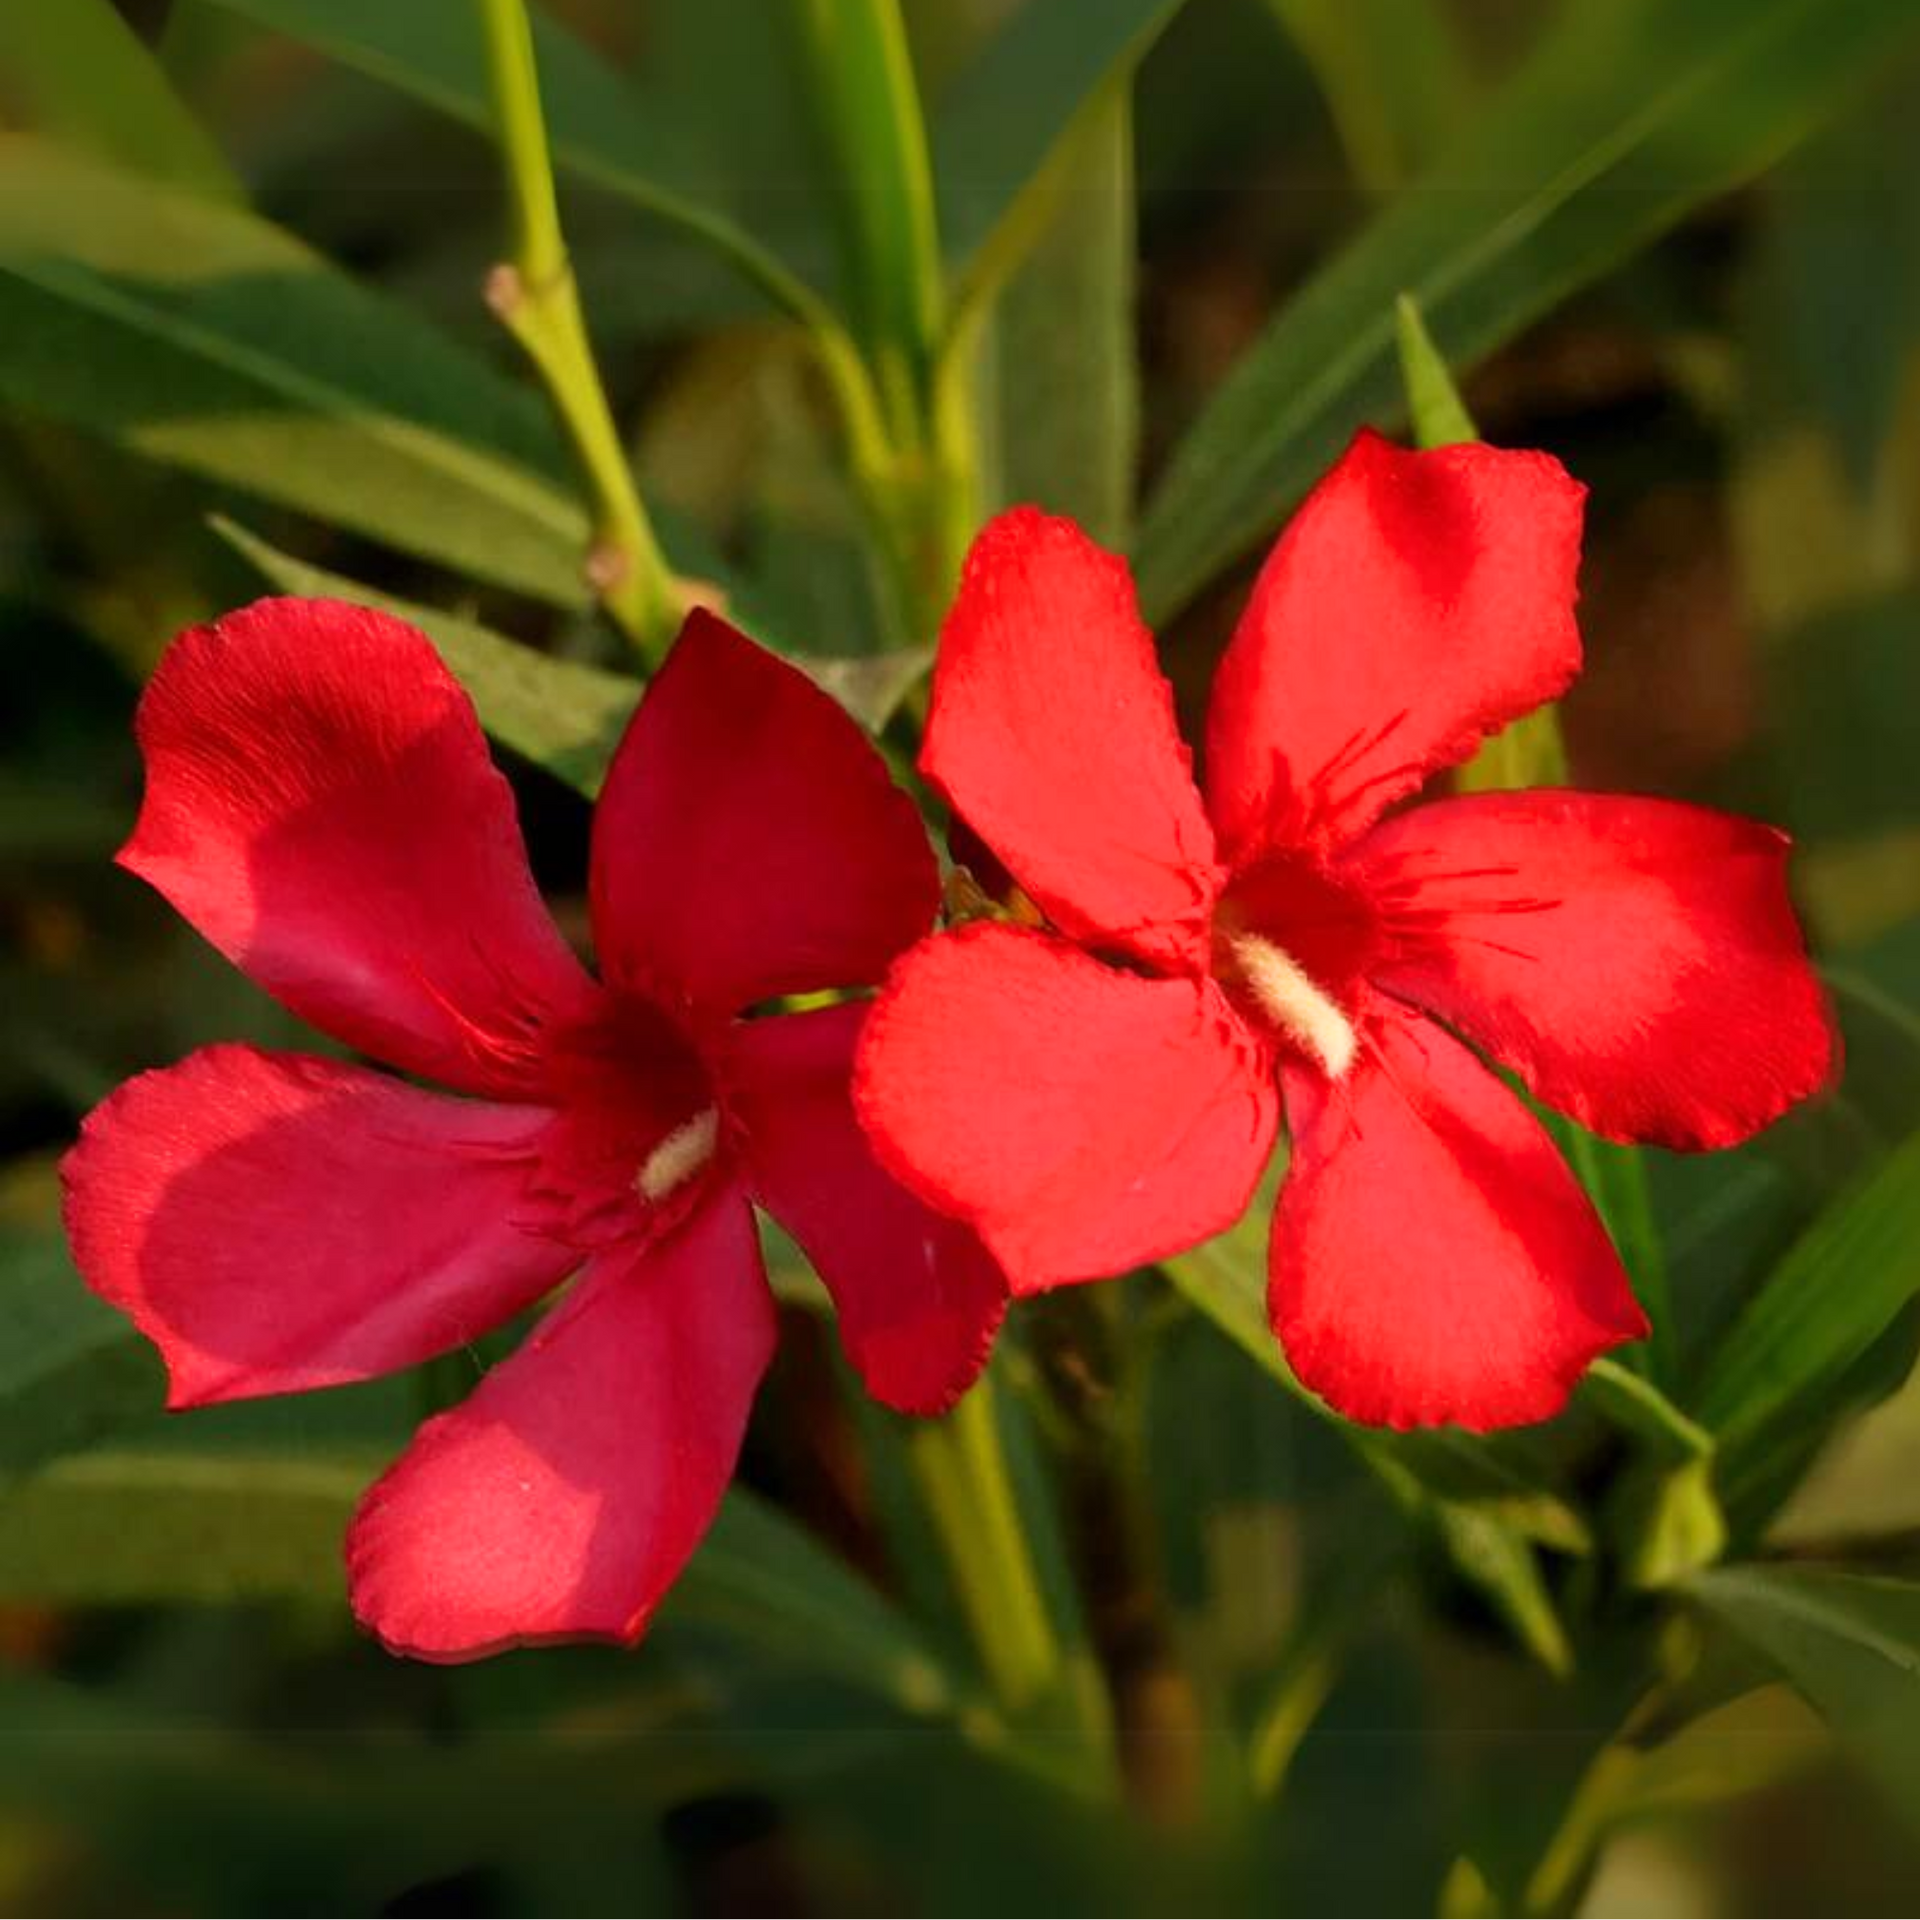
[477,0,679,660]
[907,1376,1062,1713]
[795,0,982,644]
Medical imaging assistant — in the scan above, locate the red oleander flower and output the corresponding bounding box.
[856,430,1836,1431]
[62,601,1003,1659]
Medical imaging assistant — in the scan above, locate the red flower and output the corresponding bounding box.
[62,601,1004,1659]
[855,431,1836,1431]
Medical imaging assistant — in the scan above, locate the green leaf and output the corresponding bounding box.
[982,98,1140,546]
[0,1444,377,1602]
[663,1490,959,1720]
[1135,0,1920,622]
[0,136,592,604]
[218,521,928,784]
[1698,1125,1920,1453]
[1267,0,1472,197]
[1690,1563,1920,1828]
[0,1227,158,1478]
[1613,1456,1730,1590]
[0,1415,954,1715]
[933,0,1181,312]
[213,519,636,796]
[1163,1193,1593,1556]
[191,0,835,321]
[0,0,241,202]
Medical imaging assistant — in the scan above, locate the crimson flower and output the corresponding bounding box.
[856,431,1835,1431]
[63,601,1003,1659]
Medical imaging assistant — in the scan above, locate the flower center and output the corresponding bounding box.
[1211,850,1378,1079]
[634,1106,719,1202]
[1223,933,1357,1078]
[525,996,723,1249]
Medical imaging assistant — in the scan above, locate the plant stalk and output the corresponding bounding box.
[907,1374,1063,1713]
[476,0,680,661]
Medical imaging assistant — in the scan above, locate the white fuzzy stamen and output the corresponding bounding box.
[635,1108,719,1202]
[1230,935,1357,1079]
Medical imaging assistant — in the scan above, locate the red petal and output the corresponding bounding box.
[347,1188,775,1661]
[590,611,937,1017]
[1343,792,1837,1149]
[923,509,1222,971]
[1270,1009,1647,1431]
[122,600,599,1098]
[1205,432,1586,862]
[61,1046,572,1408]
[855,924,1277,1291]
[728,1001,1005,1414]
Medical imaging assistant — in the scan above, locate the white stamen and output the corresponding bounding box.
[635,1108,719,1202]
[1230,935,1356,1079]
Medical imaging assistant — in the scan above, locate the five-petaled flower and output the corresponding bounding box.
[855,430,1837,1431]
[62,601,1004,1660]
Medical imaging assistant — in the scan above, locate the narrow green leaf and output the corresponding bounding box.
[1136,0,1920,622]
[983,98,1140,546]
[1395,293,1670,1373]
[1392,292,1476,449]
[214,520,635,797]
[0,0,241,202]
[1580,1358,1713,1462]
[0,136,591,604]
[1269,0,1473,197]
[1434,1502,1573,1678]
[1699,1126,1920,1449]
[933,0,1180,313]
[1691,1563,1920,1828]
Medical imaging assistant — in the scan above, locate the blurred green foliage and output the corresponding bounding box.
[4,0,1920,1911]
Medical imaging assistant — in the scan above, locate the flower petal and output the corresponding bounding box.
[1205,432,1586,862]
[1270,1009,1647,1431]
[856,924,1277,1291]
[347,1187,775,1661]
[728,1001,1005,1414]
[121,599,599,1098]
[923,509,1222,970]
[590,611,937,1018]
[61,1045,572,1408]
[1343,791,1837,1149]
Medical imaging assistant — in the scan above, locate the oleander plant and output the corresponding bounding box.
[4,1,1920,1913]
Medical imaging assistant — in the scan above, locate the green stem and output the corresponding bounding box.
[794,0,981,645]
[476,0,678,661]
[907,1375,1062,1712]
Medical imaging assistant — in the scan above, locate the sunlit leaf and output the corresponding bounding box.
[0,0,240,201]
[0,135,589,604]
